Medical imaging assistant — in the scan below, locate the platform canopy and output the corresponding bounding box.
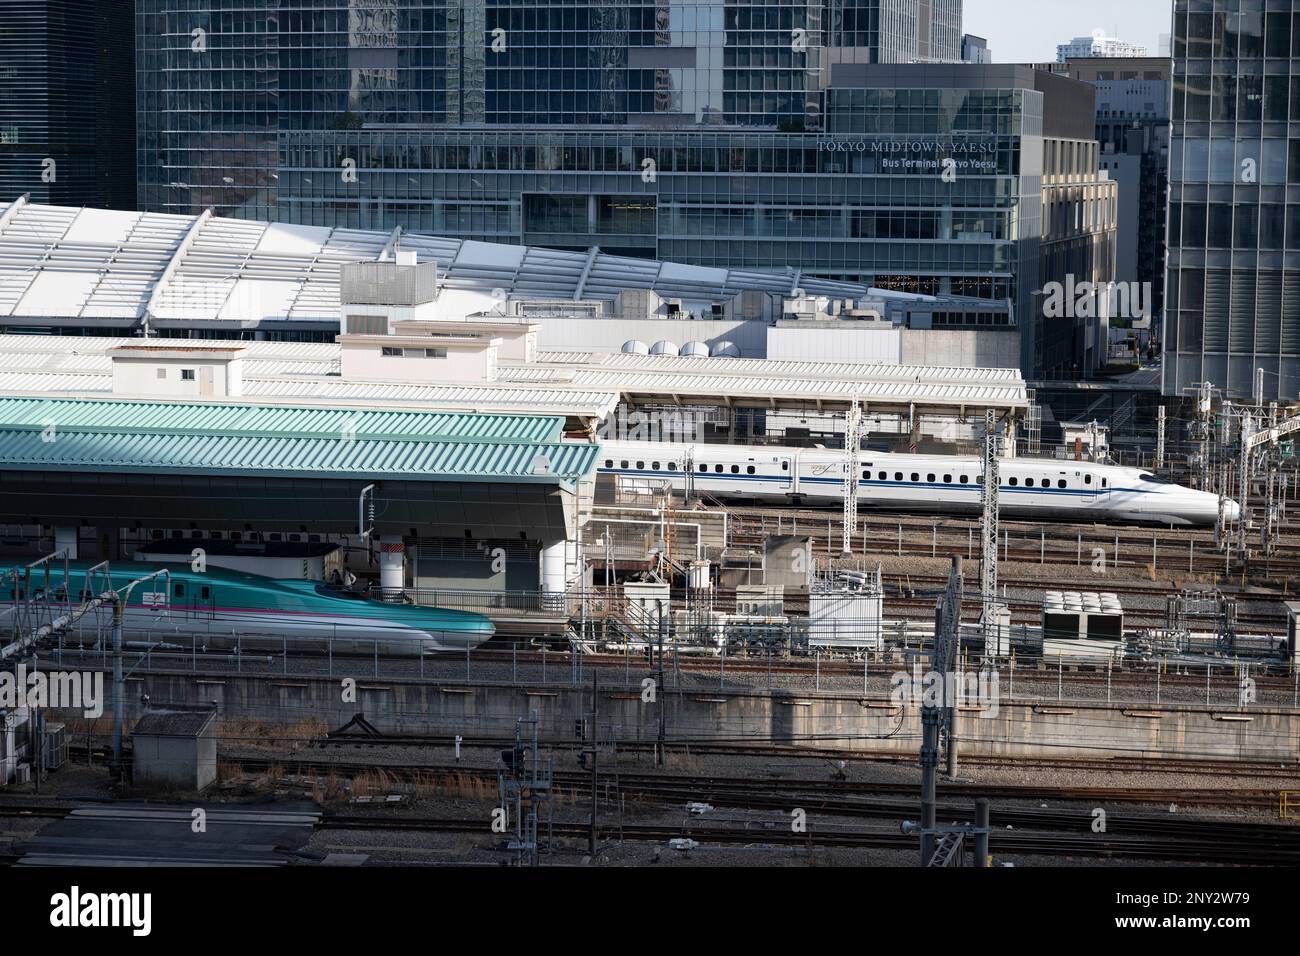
[0,397,599,539]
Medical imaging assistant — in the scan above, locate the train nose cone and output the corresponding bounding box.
[1222,499,1242,522]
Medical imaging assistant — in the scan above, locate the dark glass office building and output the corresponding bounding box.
[134,1,1114,375]
[0,0,136,210]
[1166,0,1300,401]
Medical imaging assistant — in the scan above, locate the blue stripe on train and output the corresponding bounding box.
[600,467,1150,498]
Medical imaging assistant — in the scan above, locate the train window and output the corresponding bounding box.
[862,470,870,480]
[715,464,724,473]
[1025,478,1035,487]
[653,462,661,470]
[731,465,740,474]
[1084,474,1092,485]
[1058,479,1067,489]
[895,472,903,481]
[879,471,887,481]
[960,475,969,484]
[698,464,707,473]
[620,460,629,469]
[747,466,755,475]
[668,463,677,471]
[636,461,644,470]
[1102,477,1108,488]
[927,473,936,483]
[200,586,211,600]
[944,475,952,483]
[605,459,613,468]
[1009,477,1018,486]
[911,473,920,482]
[782,462,789,471]
[174,584,185,597]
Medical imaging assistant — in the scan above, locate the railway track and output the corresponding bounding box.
[263,737,1300,778]
[719,505,1300,584]
[316,814,1300,864]
[220,755,1287,811]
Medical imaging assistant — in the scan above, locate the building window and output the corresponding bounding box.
[181,369,195,381]
[156,369,167,380]
[382,347,401,357]
[424,348,448,358]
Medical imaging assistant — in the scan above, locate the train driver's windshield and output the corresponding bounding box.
[1137,473,1170,484]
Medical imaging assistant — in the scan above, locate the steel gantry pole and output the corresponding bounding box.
[979,409,1000,653]
[842,396,862,555]
[1156,405,1166,470]
[1237,408,1254,565]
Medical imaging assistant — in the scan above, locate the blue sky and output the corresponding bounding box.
[963,0,1175,63]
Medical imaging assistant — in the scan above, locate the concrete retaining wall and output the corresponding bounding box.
[56,669,1300,763]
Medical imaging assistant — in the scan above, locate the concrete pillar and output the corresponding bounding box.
[379,542,405,598]
[541,539,567,612]
[54,526,78,560]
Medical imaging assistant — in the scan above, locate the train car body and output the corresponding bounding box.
[0,562,494,656]
[597,440,1234,528]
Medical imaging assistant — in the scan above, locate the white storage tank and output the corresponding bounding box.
[711,341,740,358]
[621,340,650,355]
[650,340,680,356]
[680,341,710,358]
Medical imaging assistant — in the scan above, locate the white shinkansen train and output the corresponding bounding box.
[597,440,1236,527]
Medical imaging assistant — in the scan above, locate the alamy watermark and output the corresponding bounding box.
[0,664,104,719]
[889,661,1000,717]
[596,406,707,443]
[1042,276,1152,322]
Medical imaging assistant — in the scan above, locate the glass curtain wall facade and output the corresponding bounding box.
[1166,0,1300,401]
[0,0,135,210]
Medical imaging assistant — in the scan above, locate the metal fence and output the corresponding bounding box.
[36,626,1300,710]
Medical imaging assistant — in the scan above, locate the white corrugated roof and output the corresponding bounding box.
[0,331,1025,413]
[0,200,895,325]
[536,350,1024,386]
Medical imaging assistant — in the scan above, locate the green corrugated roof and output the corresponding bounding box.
[0,397,565,444]
[0,431,599,484]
